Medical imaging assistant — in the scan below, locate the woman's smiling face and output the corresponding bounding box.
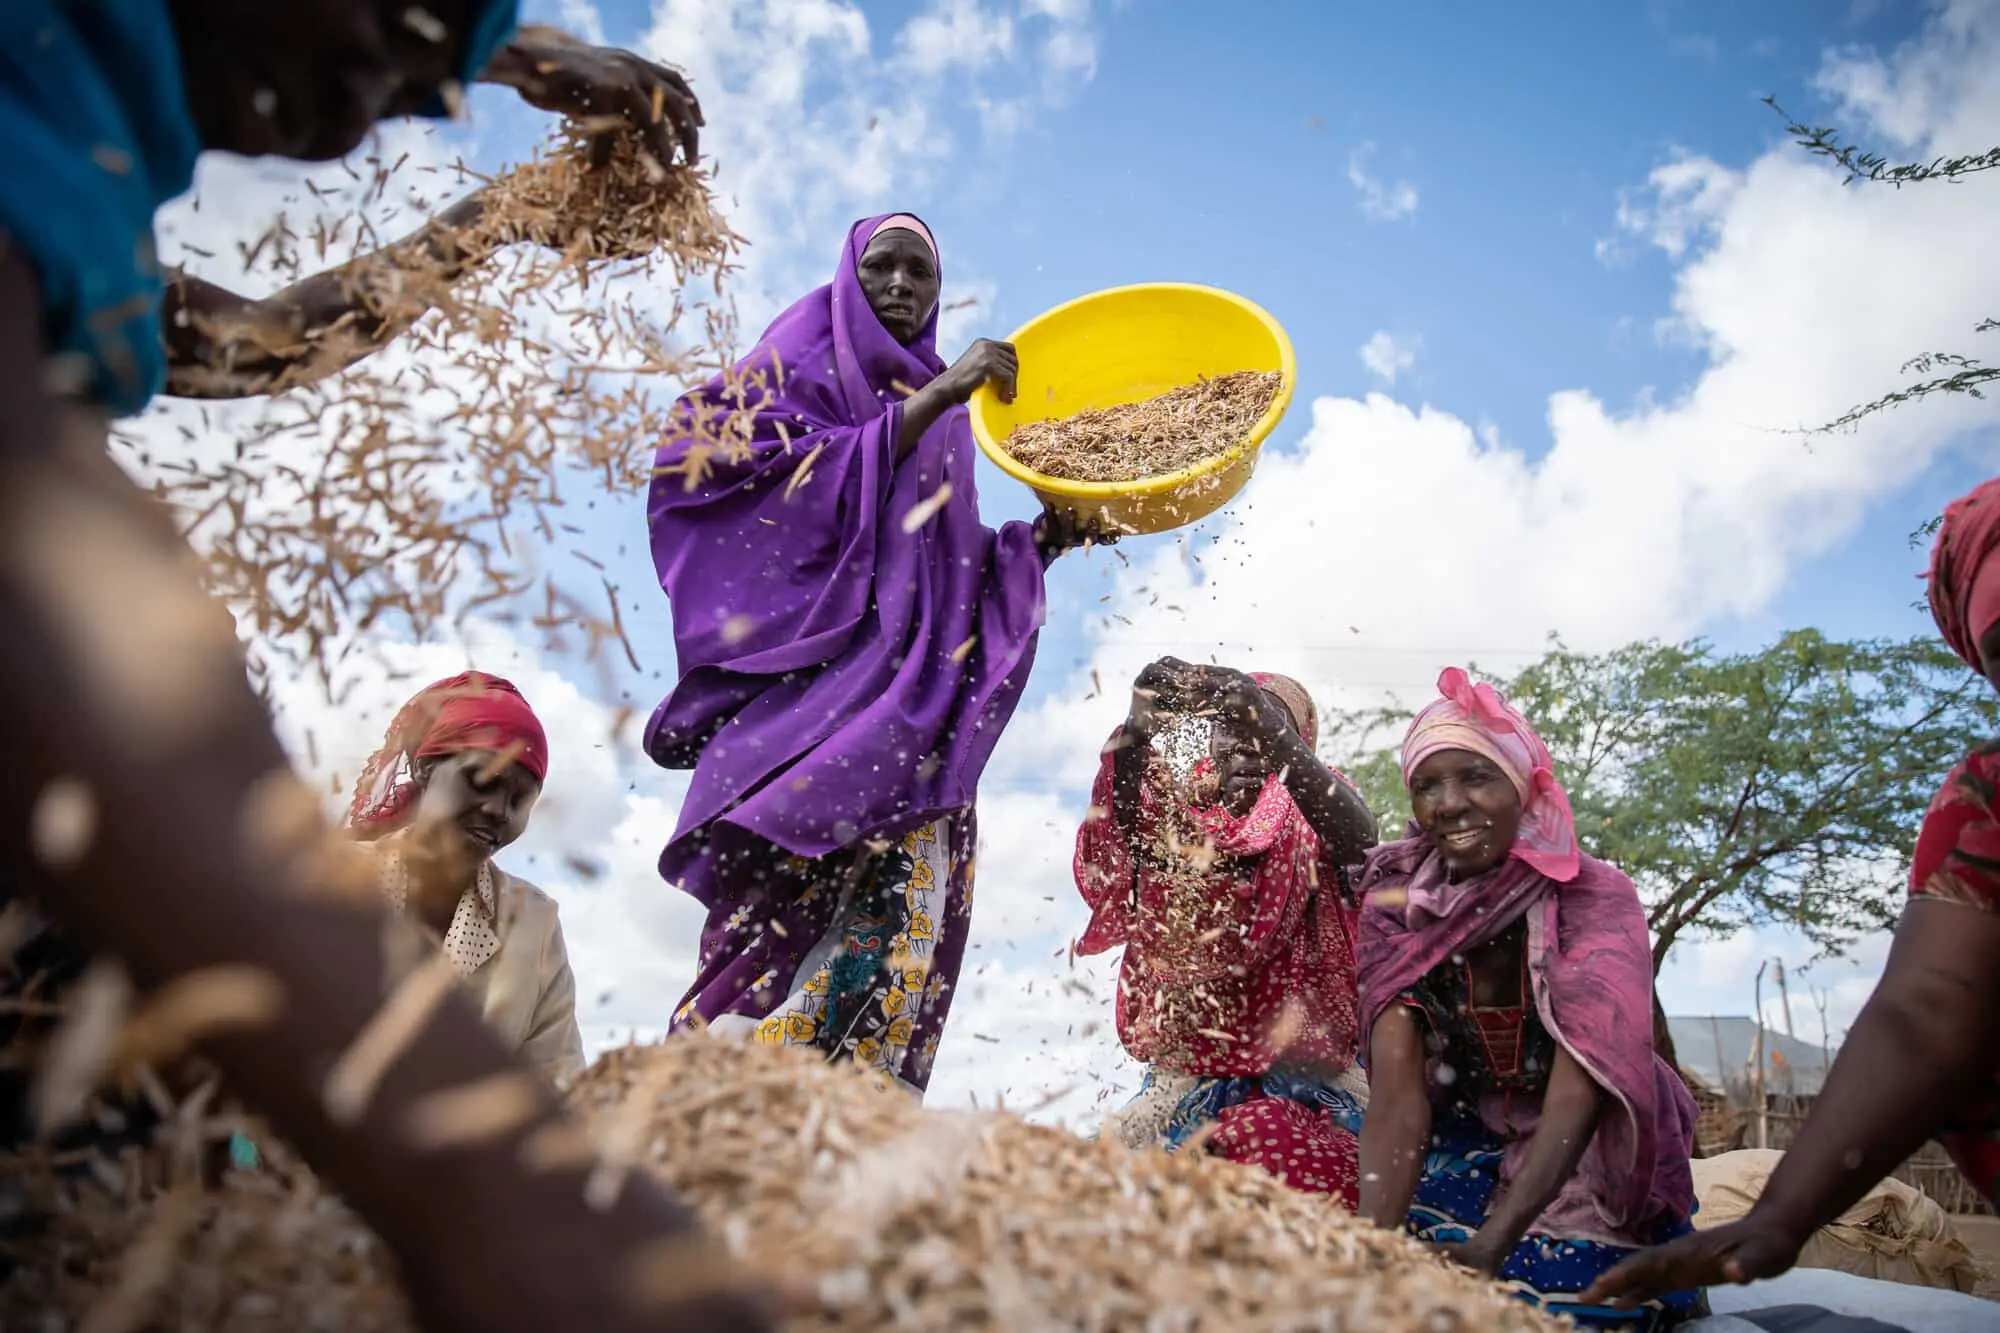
[1408,747,1522,878]
[856,228,939,344]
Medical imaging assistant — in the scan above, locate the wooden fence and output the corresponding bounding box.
[1745,1100,1992,1216]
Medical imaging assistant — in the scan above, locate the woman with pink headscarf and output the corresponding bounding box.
[1590,476,2000,1310]
[1355,668,1699,1330]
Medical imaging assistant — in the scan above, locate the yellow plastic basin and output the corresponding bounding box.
[968,282,1296,536]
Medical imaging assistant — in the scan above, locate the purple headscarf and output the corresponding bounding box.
[1356,675,1695,1242]
[644,214,1047,905]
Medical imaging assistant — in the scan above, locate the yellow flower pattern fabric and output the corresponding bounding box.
[740,819,955,1092]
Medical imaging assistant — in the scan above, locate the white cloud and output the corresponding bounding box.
[637,0,1097,318]
[554,0,610,45]
[924,951,1134,1125]
[1358,330,1420,385]
[897,0,1017,76]
[937,278,1001,358]
[1347,143,1420,222]
[1657,926,1892,1051]
[1608,151,1742,261]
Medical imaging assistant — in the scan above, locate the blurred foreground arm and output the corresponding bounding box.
[0,251,769,1333]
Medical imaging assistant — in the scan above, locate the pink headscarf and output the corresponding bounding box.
[1400,666,1579,883]
[868,213,938,261]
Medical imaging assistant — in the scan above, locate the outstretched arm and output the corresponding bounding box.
[0,252,769,1333]
[1196,665,1377,864]
[1265,722,1378,864]
[162,28,704,400]
[1586,895,2000,1307]
[1448,1046,1603,1275]
[162,195,498,399]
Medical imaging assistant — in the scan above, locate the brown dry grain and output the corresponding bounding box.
[2,1039,1569,1331]
[1002,370,1282,484]
[117,127,746,700]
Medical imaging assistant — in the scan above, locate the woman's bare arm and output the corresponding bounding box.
[1266,724,1379,865]
[1358,1007,1431,1230]
[161,195,498,399]
[1585,895,2000,1305]
[0,251,765,1333]
[161,28,707,401]
[1453,1045,1603,1273]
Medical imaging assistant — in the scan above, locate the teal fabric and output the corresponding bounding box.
[0,0,519,416]
[0,1,200,414]
[460,0,523,85]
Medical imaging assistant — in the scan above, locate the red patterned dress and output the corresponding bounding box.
[1075,737,1366,1204]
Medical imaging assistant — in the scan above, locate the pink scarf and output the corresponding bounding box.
[1401,666,1579,883]
[1928,476,2000,674]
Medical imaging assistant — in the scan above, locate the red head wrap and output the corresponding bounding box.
[346,671,549,836]
[1928,477,2000,674]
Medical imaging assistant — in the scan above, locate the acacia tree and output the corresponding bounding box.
[1324,630,1997,978]
[1764,98,1999,433]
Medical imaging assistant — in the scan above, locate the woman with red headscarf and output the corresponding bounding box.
[1076,658,1377,1204]
[347,671,584,1086]
[1589,477,2000,1311]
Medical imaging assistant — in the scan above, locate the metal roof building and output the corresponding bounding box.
[1668,1015,1836,1098]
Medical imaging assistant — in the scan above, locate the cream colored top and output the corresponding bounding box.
[380,853,586,1088]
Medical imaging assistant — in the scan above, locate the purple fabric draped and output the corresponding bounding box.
[1356,838,1697,1243]
[644,214,1048,905]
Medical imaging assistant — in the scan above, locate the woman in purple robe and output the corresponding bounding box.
[645,212,1098,1093]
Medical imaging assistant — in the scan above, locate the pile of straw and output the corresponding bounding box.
[5,1039,1565,1331]
[0,1161,411,1333]
[1003,370,1283,484]
[119,127,745,696]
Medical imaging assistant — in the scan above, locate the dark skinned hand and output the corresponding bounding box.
[1122,657,1198,746]
[1033,503,1119,561]
[1436,1235,1509,1279]
[1580,1217,1805,1309]
[1182,664,1289,745]
[942,338,1018,405]
[489,27,704,167]
[1107,657,1196,827]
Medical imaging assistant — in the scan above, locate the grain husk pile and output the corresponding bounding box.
[1002,370,1283,484]
[2,1038,1566,1332]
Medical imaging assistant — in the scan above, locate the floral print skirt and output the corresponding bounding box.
[673,815,973,1096]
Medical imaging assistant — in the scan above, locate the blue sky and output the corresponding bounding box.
[144,0,2000,1115]
[511,0,1994,673]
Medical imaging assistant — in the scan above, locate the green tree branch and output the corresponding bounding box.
[1759,99,1998,434]
[1324,631,1997,979]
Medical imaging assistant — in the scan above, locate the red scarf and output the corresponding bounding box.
[347,672,549,836]
[1929,477,2000,673]
[1074,737,1360,1078]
